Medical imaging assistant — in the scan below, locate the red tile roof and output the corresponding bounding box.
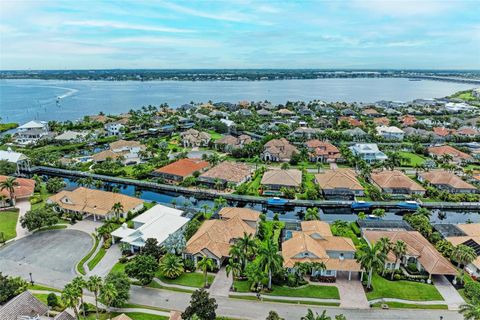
[154,158,209,178]
[0,176,35,199]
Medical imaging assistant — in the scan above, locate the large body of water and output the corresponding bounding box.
[0,78,474,124]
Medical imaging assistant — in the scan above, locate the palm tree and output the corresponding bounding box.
[226,259,242,288]
[459,301,480,320]
[414,208,432,219]
[61,283,81,320]
[213,197,227,210]
[453,244,477,284]
[357,212,366,220]
[159,253,184,279]
[391,240,407,280]
[315,162,323,173]
[372,208,386,219]
[301,309,331,320]
[356,242,387,289]
[257,239,283,290]
[197,256,214,287]
[71,276,87,318]
[305,207,320,221]
[237,232,256,269]
[0,177,18,207]
[86,275,103,320]
[377,237,392,255]
[111,202,124,220]
[252,155,261,171]
[99,282,117,318]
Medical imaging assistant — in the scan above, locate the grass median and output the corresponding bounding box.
[76,236,99,275]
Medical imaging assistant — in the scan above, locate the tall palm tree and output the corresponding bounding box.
[111,202,124,220]
[197,256,214,287]
[372,208,386,219]
[257,239,283,290]
[213,197,227,210]
[301,309,331,320]
[226,259,242,287]
[391,240,407,280]
[0,177,18,207]
[99,282,117,318]
[305,207,320,221]
[159,253,184,279]
[459,301,480,320]
[453,244,477,284]
[356,242,387,289]
[237,232,256,269]
[61,283,81,320]
[86,275,103,320]
[71,276,87,318]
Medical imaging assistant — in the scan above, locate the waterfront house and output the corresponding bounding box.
[363,230,457,278]
[444,223,480,277]
[282,221,361,280]
[0,149,31,174]
[92,140,146,165]
[214,134,252,152]
[370,170,425,196]
[14,120,50,145]
[111,204,188,252]
[315,169,364,199]
[180,129,211,148]
[54,130,90,142]
[198,161,252,188]
[0,175,35,207]
[349,143,388,163]
[48,187,144,221]
[217,207,260,229]
[305,140,341,163]
[152,158,209,182]
[183,208,260,267]
[261,169,302,191]
[261,138,298,162]
[418,170,477,194]
[375,126,404,140]
[104,121,125,137]
[428,145,474,164]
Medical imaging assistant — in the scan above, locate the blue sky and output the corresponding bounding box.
[0,0,479,70]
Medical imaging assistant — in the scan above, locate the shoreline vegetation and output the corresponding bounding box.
[0,122,18,133]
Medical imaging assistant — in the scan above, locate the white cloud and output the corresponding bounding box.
[351,0,458,17]
[109,36,220,48]
[64,20,195,33]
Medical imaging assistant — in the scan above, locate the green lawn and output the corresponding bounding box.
[31,184,53,210]
[77,236,99,275]
[87,246,106,271]
[109,261,126,275]
[0,209,19,241]
[371,302,448,310]
[208,130,223,141]
[29,283,62,292]
[156,271,214,288]
[240,173,262,196]
[229,295,340,306]
[366,274,444,301]
[233,280,339,299]
[147,279,194,293]
[80,312,168,320]
[398,152,426,167]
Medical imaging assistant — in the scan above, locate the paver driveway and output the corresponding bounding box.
[0,229,92,287]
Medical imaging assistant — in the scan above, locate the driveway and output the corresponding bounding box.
[433,275,465,310]
[14,199,31,240]
[0,229,92,287]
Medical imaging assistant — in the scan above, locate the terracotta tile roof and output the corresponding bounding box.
[363,230,457,275]
[315,169,364,192]
[457,127,479,136]
[338,116,363,127]
[48,187,143,216]
[446,224,480,271]
[301,221,333,236]
[371,170,425,192]
[263,138,299,160]
[305,140,340,159]
[401,115,417,126]
[428,145,473,161]
[112,314,133,320]
[185,215,256,259]
[109,139,144,150]
[456,223,480,237]
[199,162,252,184]
[261,169,302,187]
[374,117,391,126]
[92,150,121,162]
[362,108,380,115]
[0,175,35,199]
[154,158,209,178]
[419,170,476,190]
[433,127,456,137]
[218,207,261,222]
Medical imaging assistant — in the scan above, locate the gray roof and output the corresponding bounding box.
[54,311,76,320]
[0,291,48,320]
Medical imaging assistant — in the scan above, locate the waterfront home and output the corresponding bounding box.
[427,145,474,164]
[92,140,146,165]
[152,158,209,182]
[261,169,302,191]
[198,161,252,188]
[183,208,260,267]
[400,115,417,127]
[217,207,260,229]
[47,187,144,221]
[305,140,341,163]
[180,129,211,148]
[0,149,31,174]
[375,126,404,140]
[290,127,322,139]
[444,224,480,277]
[214,134,252,152]
[257,109,273,117]
[363,230,457,279]
[418,170,477,194]
[373,117,390,126]
[349,143,388,163]
[54,130,90,142]
[370,170,425,196]
[282,221,361,280]
[315,169,364,199]
[0,175,35,207]
[111,204,188,252]
[14,120,50,145]
[261,138,298,162]
[104,120,125,137]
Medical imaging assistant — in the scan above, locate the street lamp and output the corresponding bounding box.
[29,272,34,286]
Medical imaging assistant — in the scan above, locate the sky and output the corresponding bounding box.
[0,0,479,70]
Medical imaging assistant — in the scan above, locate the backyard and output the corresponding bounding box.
[366,274,444,301]
[0,209,19,241]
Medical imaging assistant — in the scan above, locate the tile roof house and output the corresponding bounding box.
[457,127,479,137]
[418,170,477,194]
[0,175,35,207]
[277,108,296,117]
[153,158,209,182]
[445,224,480,277]
[400,115,417,127]
[375,126,404,140]
[291,127,323,139]
[373,117,391,126]
[92,139,146,165]
[282,221,361,280]
[180,129,211,147]
[48,187,144,221]
[370,170,426,195]
[183,208,260,267]
[0,149,31,174]
[214,134,252,152]
[315,169,364,199]
[261,138,298,162]
[261,169,302,191]
[363,230,457,277]
[338,116,363,127]
[198,161,252,187]
[218,207,261,229]
[349,143,388,163]
[305,140,341,163]
[362,108,381,117]
[428,145,474,163]
[54,130,90,142]
[433,127,456,138]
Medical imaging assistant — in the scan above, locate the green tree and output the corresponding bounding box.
[86,275,103,320]
[459,302,480,320]
[103,271,130,307]
[61,283,81,320]
[111,202,124,220]
[301,309,331,320]
[391,240,407,280]
[197,256,214,287]
[257,239,283,290]
[266,310,284,320]
[356,242,387,289]
[20,206,59,231]
[181,288,218,320]
[236,232,256,270]
[305,207,320,221]
[0,160,16,175]
[141,238,164,259]
[159,253,185,279]
[99,282,117,318]
[125,254,158,285]
[47,292,58,308]
[213,197,227,210]
[45,177,66,194]
[0,273,27,303]
[372,208,386,219]
[0,177,18,206]
[71,276,87,318]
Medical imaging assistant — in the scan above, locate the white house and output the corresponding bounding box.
[376,126,404,140]
[54,130,90,142]
[111,204,189,252]
[105,121,124,136]
[349,143,388,163]
[14,120,49,145]
[0,148,30,174]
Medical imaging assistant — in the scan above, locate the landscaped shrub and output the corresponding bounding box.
[103,237,112,249]
[183,259,196,272]
[406,262,419,274]
[47,293,58,307]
